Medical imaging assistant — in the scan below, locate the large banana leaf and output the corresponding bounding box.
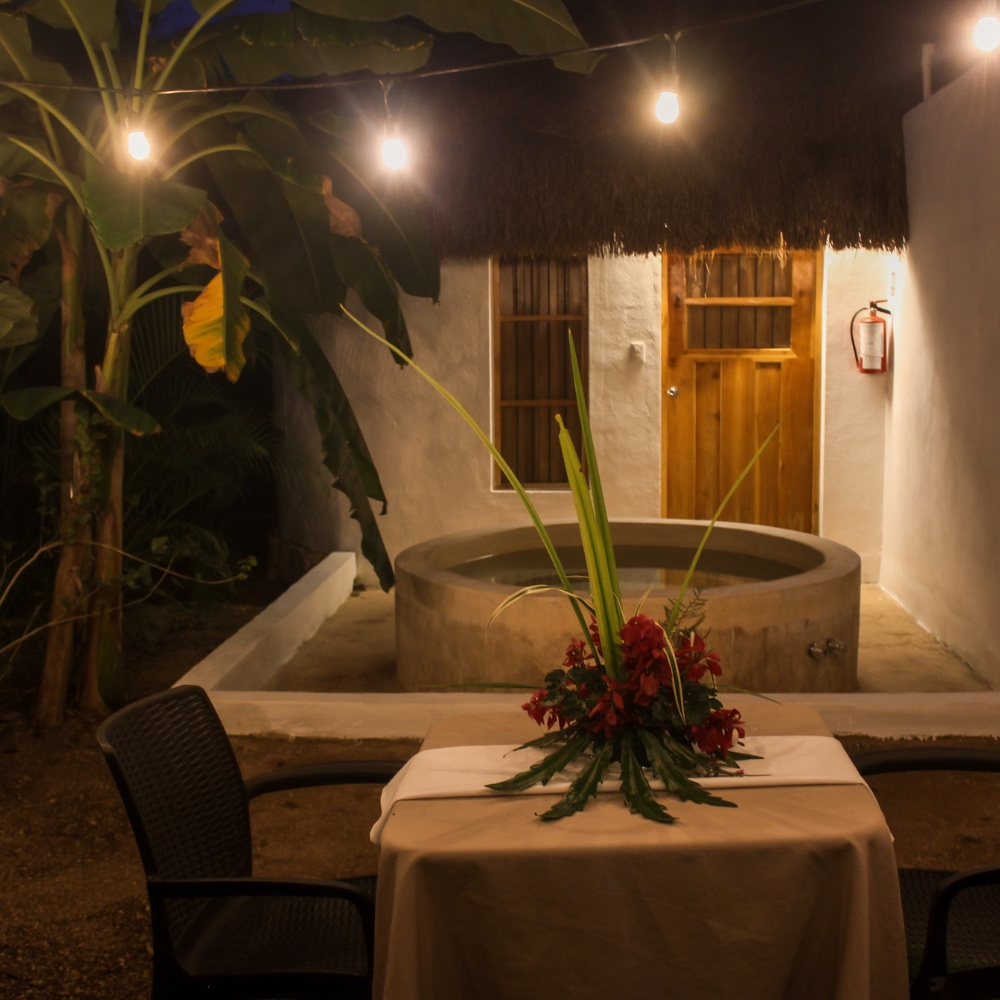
[0,385,160,435]
[309,124,440,301]
[289,0,595,70]
[0,137,63,186]
[330,235,410,357]
[0,178,60,282]
[82,162,207,250]
[181,234,251,382]
[199,135,346,315]
[0,12,72,101]
[18,0,119,45]
[0,282,37,347]
[267,300,394,590]
[182,8,434,84]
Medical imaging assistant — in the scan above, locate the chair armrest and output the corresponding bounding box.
[915,864,1000,986]
[849,747,1000,777]
[244,759,404,799]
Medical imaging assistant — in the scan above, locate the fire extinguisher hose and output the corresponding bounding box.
[848,306,867,366]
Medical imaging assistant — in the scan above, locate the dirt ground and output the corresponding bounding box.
[1,587,1000,999]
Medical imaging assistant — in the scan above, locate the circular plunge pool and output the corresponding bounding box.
[394,519,861,693]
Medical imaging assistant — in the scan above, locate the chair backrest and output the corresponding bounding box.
[98,685,253,883]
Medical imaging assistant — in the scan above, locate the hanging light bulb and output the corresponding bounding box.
[381,123,408,170]
[974,9,1000,51]
[655,89,680,124]
[654,35,680,125]
[127,125,151,161]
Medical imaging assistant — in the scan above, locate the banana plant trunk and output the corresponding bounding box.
[35,208,92,728]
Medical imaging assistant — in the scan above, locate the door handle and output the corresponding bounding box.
[666,386,679,398]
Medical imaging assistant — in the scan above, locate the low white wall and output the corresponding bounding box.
[175,553,356,691]
[881,64,1000,686]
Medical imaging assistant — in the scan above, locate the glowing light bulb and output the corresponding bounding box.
[381,134,408,170]
[127,129,151,161]
[655,90,680,125]
[974,14,1000,51]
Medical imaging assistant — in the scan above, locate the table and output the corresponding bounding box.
[374,702,908,1000]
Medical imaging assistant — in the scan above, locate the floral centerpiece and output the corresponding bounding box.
[350,310,774,823]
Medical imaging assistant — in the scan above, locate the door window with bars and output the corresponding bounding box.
[493,258,587,488]
[685,251,793,350]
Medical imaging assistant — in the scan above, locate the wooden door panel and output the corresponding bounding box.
[662,250,819,532]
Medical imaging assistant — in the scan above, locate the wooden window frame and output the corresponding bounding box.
[492,257,588,490]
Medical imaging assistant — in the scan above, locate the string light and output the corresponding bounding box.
[654,37,680,124]
[127,126,151,160]
[974,3,1000,51]
[379,80,409,170]
[381,126,408,170]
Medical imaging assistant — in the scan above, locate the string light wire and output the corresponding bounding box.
[0,0,824,99]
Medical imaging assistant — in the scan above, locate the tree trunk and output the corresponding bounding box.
[35,208,91,728]
[78,252,135,715]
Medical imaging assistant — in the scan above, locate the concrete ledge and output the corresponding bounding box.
[174,553,1000,741]
[204,689,1000,740]
[176,552,357,691]
[776,691,1000,737]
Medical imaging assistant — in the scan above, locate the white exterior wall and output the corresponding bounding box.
[880,64,1000,686]
[819,248,897,581]
[277,249,892,590]
[277,255,664,586]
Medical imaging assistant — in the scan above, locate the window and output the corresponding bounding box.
[684,251,793,350]
[493,258,587,488]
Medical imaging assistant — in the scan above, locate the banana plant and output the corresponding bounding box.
[0,0,589,724]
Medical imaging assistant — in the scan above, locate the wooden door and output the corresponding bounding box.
[662,249,820,533]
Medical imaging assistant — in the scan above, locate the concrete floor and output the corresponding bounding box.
[268,584,991,695]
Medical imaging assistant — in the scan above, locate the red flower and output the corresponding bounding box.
[621,614,673,706]
[688,708,745,757]
[522,689,566,730]
[562,637,592,669]
[674,630,722,683]
[584,684,629,738]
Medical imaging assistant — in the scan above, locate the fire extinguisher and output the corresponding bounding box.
[850,300,890,374]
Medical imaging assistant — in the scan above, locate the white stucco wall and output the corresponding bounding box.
[277,255,664,587]
[277,245,893,590]
[819,248,897,581]
[881,63,1000,685]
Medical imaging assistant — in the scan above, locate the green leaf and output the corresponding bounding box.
[82,162,207,250]
[0,384,69,419]
[619,733,675,823]
[0,178,60,282]
[200,140,345,314]
[487,729,593,792]
[330,235,410,357]
[0,282,38,348]
[0,137,63,185]
[188,9,433,83]
[0,385,160,435]
[557,414,623,677]
[21,0,119,45]
[638,729,736,809]
[539,738,616,821]
[291,0,597,71]
[267,301,395,590]
[181,236,251,382]
[0,12,73,98]
[79,390,160,436]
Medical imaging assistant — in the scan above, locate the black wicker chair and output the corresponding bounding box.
[851,747,1000,1000]
[97,684,403,1000]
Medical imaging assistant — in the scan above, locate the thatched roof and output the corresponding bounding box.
[390,0,983,257]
